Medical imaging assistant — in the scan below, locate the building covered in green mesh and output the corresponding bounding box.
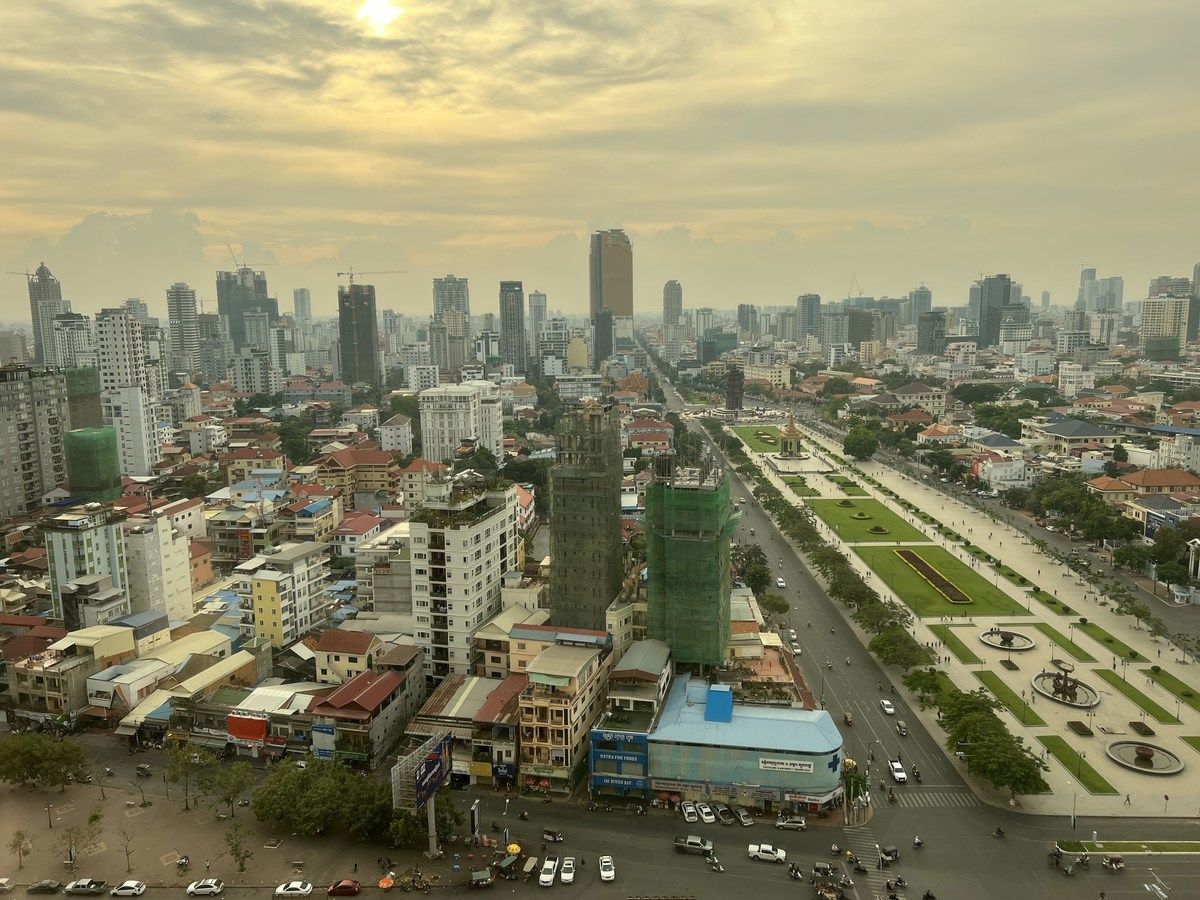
[65,366,102,428]
[65,427,122,502]
[644,456,737,666]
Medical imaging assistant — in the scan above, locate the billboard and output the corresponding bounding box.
[392,732,454,814]
[415,734,453,807]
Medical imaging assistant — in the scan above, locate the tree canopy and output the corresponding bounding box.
[843,427,879,461]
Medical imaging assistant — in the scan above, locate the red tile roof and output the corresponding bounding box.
[1121,468,1200,488]
[474,673,527,724]
[309,669,403,720]
[1,633,56,661]
[401,459,447,475]
[314,629,378,654]
[0,613,47,628]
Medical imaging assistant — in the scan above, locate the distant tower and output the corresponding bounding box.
[337,282,380,388]
[498,281,527,372]
[293,288,312,325]
[908,285,932,325]
[27,263,70,365]
[166,282,200,372]
[725,366,744,411]
[527,291,547,346]
[433,274,471,318]
[797,294,822,339]
[589,229,633,323]
[662,280,683,326]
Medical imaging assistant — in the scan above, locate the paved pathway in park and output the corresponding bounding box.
[733,420,1200,820]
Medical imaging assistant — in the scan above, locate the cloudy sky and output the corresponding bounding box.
[2,0,1198,320]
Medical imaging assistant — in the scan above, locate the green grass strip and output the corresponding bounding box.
[995,622,1095,662]
[733,425,782,453]
[1093,670,1180,723]
[1181,737,1200,755]
[929,624,982,664]
[1030,589,1073,616]
[1036,735,1119,795]
[1142,669,1200,713]
[1058,839,1200,854]
[783,477,820,497]
[973,671,1046,726]
[1077,622,1140,661]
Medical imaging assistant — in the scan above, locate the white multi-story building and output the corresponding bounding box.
[1140,296,1189,358]
[101,385,160,476]
[45,504,128,627]
[1018,350,1057,377]
[235,541,331,648]
[408,479,519,681]
[554,373,603,402]
[50,313,96,370]
[231,346,283,395]
[418,380,503,464]
[1057,362,1095,398]
[378,414,414,455]
[123,513,193,622]
[96,307,168,474]
[166,282,200,372]
[0,364,68,519]
[406,365,439,391]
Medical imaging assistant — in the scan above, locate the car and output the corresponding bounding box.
[185,881,223,897]
[326,883,360,897]
[27,883,63,895]
[109,883,145,897]
[696,802,716,824]
[681,800,698,823]
[775,578,786,588]
[732,806,754,827]
[738,498,747,505]
[294,760,308,769]
[275,884,313,898]
[598,857,615,882]
[787,629,797,642]
[889,760,908,783]
[559,858,575,885]
[714,804,735,826]
[774,815,807,831]
[879,699,896,715]
[64,883,106,897]
[747,843,787,863]
[538,857,558,887]
[790,643,802,656]
[0,880,13,894]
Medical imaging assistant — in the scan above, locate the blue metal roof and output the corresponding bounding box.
[298,498,332,516]
[649,675,842,754]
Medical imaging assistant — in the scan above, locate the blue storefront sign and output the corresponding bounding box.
[595,751,645,764]
[493,763,513,779]
[592,774,647,788]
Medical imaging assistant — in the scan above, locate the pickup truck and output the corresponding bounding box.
[673,836,714,855]
[747,844,787,863]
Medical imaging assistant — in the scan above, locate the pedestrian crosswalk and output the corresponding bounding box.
[842,824,889,897]
[893,789,980,808]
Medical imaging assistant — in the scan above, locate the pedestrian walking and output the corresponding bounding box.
[353,862,358,874]
[205,859,211,873]
[1124,794,1131,806]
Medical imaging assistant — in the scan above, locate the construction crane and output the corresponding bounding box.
[336,268,407,286]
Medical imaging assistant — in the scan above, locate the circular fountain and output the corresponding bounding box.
[1105,741,1184,776]
[979,627,1036,652]
[1031,659,1100,708]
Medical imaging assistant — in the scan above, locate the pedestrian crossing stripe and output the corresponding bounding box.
[843,825,890,892]
[894,790,980,808]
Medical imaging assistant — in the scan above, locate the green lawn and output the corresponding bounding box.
[1077,622,1141,661]
[855,545,1031,617]
[1142,669,1200,713]
[997,622,1096,662]
[783,476,820,497]
[1058,840,1200,854]
[1036,736,1119,795]
[1031,589,1073,616]
[1182,737,1200,755]
[973,671,1046,726]
[733,425,783,453]
[929,624,982,664]
[807,498,932,543]
[826,474,868,496]
[1094,670,1180,723]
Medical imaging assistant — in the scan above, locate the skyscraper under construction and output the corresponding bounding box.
[548,406,624,629]
[645,455,736,666]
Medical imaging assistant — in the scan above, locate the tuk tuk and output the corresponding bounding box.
[495,856,519,881]
[468,870,494,889]
[521,858,539,883]
[811,861,834,882]
[1102,854,1125,872]
[135,764,152,778]
[880,845,900,863]
[895,720,908,736]
[542,829,564,843]
[843,711,853,727]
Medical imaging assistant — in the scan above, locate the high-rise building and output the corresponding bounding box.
[1141,295,1189,359]
[725,366,744,411]
[243,308,271,353]
[1147,275,1191,299]
[976,274,1014,347]
[0,364,68,518]
[196,313,233,383]
[231,347,282,396]
[45,504,128,628]
[1041,291,1051,309]
[26,263,70,366]
[548,407,623,629]
[100,385,159,476]
[237,541,332,648]
[65,367,102,428]
[737,303,759,336]
[908,286,932,326]
[527,291,547,345]
[498,281,526,371]
[166,282,200,372]
[96,308,151,398]
[797,294,822,338]
[916,311,947,355]
[124,513,193,622]
[645,457,735,665]
[65,427,122,502]
[293,288,312,325]
[0,331,29,364]
[337,283,380,388]
[50,312,95,370]
[216,266,272,350]
[998,303,1033,355]
[589,229,633,322]
[418,381,503,463]
[592,308,614,368]
[662,280,683,326]
[433,274,471,318]
[1097,276,1124,311]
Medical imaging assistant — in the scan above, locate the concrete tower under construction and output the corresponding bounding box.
[548,406,624,629]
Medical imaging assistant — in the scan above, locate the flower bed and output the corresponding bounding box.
[895,548,972,604]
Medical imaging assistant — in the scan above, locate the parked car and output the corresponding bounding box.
[185,881,223,897]
[0,880,13,894]
[889,760,908,783]
[64,882,107,896]
[538,857,558,887]
[109,883,144,897]
[27,883,63,895]
[326,883,360,897]
[732,806,754,827]
[774,816,807,831]
[714,804,735,826]
[274,884,313,898]
[598,857,615,882]
[559,858,575,885]
[879,699,896,715]
[790,643,802,656]
[696,802,716,824]
[681,800,698,823]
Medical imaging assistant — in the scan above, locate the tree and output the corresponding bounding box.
[40,739,88,793]
[822,377,853,396]
[731,543,771,596]
[867,627,936,671]
[8,829,30,869]
[760,594,790,617]
[166,746,217,811]
[202,761,255,817]
[224,821,254,873]
[116,822,136,873]
[53,807,102,876]
[1112,443,1128,463]
[1156,561,1190,590]
[1113,544,1152,573]
[950,383,1005,405]
[843,428,878,461]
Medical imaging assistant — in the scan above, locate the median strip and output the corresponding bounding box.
[1036,735,1118,795]
[1093,670,1179,723]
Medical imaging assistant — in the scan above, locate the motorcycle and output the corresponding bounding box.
[993,828,1006,838]
[635,805,647,816]
[845,657,851,666]
[490,822,501,832]
[587,801,598,812]
[104,767,114,777]
[922,893,936,900]
[913,836,923,849]
[853,863,868,875]
[706,853,724,874]
[894,877,908,889]
[914,770,922,783]
[1063,865,1075,877]
[518,811,530,821]
[787,865,803,881]
[1075,855,1089,869]
[176,856,190,870]
[830,845,841,857]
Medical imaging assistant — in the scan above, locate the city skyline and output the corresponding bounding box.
[2,2,1198,317]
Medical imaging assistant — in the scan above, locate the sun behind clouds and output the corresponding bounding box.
[357,0,403,35]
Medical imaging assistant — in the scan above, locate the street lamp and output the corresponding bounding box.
[45,803,53,829]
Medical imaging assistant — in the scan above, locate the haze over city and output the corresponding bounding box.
[3,0,1199,316]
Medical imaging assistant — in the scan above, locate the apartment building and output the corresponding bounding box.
[236,541,331,648]
[418,381,503,464]
[123,513,193,622]
[312,448,403,510]
[313,628,384,685]
[45,504,129,626]
[309,669,409,767]
[8,625,136,726]
[0,364,68,519]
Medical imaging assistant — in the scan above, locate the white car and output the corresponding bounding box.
[696,802,716,824]
[776,578,786,588]
[559,858,575,885]
[880,699,896,715]
[747,843,787,863]
[0,880,13,894]
[681,800,698,823]
[790,643,802,656]
[109,884,145,897]
[598,856,615,882]
[539,857,558,887]
[889,760,908,783]
[186,881,224,897]
[275,884,313,898]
